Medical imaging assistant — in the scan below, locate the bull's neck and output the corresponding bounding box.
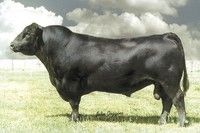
[35,48,54,76]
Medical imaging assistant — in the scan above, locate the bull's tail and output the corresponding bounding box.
[165,32,189,94]
[183,60,189,94]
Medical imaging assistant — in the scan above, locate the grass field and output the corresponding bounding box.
[0,70,200,133]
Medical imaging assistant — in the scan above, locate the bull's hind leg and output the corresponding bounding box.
[172,89,188,127]
[158,87,173,125]
[162,84,187,127]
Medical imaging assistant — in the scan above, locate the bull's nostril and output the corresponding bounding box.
[10,42,20,52]
[10,43,15,51]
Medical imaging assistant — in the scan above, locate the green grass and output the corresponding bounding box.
[0,70,200,132]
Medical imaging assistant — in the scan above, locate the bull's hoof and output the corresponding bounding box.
[179,120,190,127]
[158,117,167,125]
[154,93,161,100]
[70,113,80,122]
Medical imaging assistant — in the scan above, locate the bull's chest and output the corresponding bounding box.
[50,67,86,97]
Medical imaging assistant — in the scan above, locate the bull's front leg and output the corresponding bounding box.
[69,97,81,122]
[54,75,82,122]
[66,80,82,122]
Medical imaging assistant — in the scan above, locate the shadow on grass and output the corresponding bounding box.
[46,112,200,124]
[46,111,200,124]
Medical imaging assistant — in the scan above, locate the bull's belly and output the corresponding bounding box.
[86,77,153,94]
[88,83,132,94]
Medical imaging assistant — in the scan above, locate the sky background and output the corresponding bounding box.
[0,0,200,59]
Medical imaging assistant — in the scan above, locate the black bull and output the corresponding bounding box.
[10,23,189,126]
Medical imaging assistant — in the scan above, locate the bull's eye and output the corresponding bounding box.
[22,33,27,38]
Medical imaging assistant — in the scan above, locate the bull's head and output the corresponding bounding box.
[10,23,43,55]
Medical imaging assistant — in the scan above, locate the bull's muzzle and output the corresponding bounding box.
[10,42,20,52]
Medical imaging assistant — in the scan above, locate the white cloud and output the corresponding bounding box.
[0,0,63,58]
[169,24,200,59]
[66,8,200,59]
[66,8,169,37]
[87,0,188,16]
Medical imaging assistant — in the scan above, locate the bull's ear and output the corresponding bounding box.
[31,23,43,29]
[34,25,43,50]
[31,22,37,26]
[35,24,43,38]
